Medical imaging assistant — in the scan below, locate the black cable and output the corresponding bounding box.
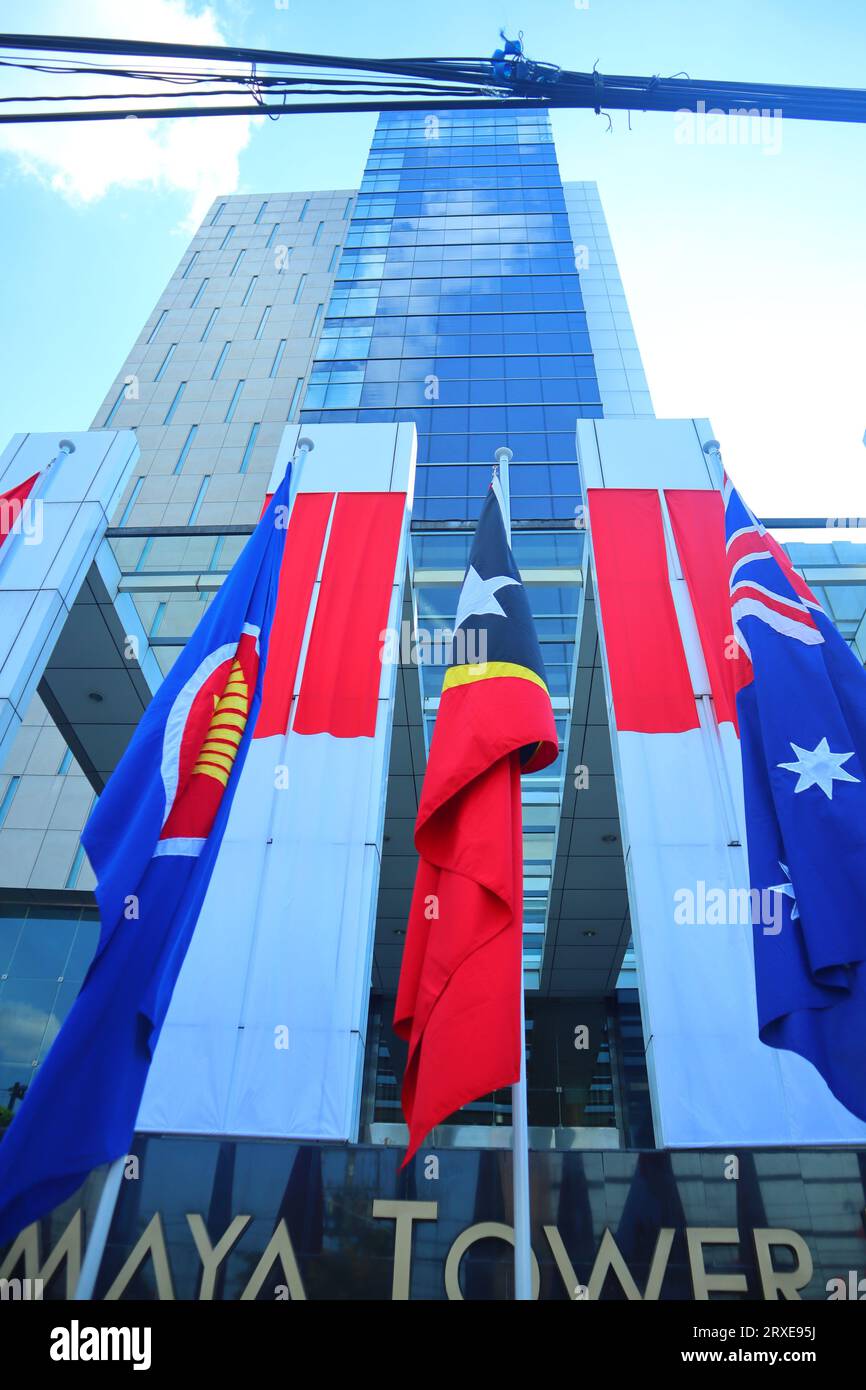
[0,55,478,93]
[0,79,480,103]
[0,97,551,125]
[0,34,863,125]
[0,33,495,87]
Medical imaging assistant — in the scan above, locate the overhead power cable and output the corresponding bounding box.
[0,32,863,125]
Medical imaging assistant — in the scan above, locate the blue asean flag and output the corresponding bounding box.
[0,467,292,1244]
[726,477,866,1121]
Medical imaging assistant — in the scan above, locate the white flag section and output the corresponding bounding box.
[138,423,416,1140]
[578,417,866,1148]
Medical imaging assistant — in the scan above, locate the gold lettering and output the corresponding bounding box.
[0,1209,81,1297]
[544,1224,675,1301]
[372,1200,438,1300]
[686,1227,748,1299]
[445,1222,540,1301]
[239,1219,306,1301]
[104,1212,175,1300]
[187,1214,251,1300]
[753,1228,813,1299]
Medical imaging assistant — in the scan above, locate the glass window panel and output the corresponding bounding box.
[434,336,470,355]
[469,379,506,404]
[64,920,101,981]
[324,383,363,408]
[393,383,427,407]
[8,914,79,978]
[360,384,398,407]
[428,406,469,431]
[467,356,504,378]
[418,496,467,520]
[539,378,579,403]
[506,377,540,402]
[364,360,401,382]
[512,495,554,520]
[39,978,86,1058]
[0,978,60,1062]
[421,466,468,499]
[399,359,437,381]
[547,432,579,460]
[0,911,26,974]
[393,407,432,430]
[427,435,467,463]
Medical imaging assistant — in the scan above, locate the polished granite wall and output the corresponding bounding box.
[4,1136,864,1301]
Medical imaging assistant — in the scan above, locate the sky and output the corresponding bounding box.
[0,0,864,518]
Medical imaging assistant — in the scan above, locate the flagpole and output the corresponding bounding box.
[290,435,314,506]
[493,447,533,1302]
[0,435,69,581]
[74,1154,125,1299]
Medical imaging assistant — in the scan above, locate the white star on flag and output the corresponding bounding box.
[769,862,799,920]
[778,736,860,799]
[453,565,519,633]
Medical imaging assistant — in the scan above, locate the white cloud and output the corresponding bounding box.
[0,0,253,228]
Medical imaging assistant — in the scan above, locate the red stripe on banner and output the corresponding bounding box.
[259,491,274,519]
[588,489,699,734]
[294,492,406,738]
[0,471,39,548]
[254,491,334,739]
[666,489,749,728]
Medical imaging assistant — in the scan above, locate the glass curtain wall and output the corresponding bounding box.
[301,107,609,1134]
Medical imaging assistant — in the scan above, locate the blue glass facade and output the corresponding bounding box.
[301,108,601,521]
[0,904,100,1124]
[301,109,598,1018]
[301,109,606,1126]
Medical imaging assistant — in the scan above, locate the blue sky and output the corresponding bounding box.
[1,0,864,516]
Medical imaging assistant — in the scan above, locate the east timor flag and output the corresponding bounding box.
[394,477,558,1163]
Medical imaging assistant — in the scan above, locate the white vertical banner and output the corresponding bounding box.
[138,423,416,1140]
[578,417,866,1147]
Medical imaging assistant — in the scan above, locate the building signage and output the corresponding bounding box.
[2,1140,865,1301]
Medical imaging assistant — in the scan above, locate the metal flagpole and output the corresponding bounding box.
[0,435,70,583]
[74,1154,125,1299]
[493,447,533,1301]
[289,435,315,506]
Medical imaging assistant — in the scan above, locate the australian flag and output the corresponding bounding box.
[0,466,292,1244]
[394,477,558,1163]
[726,476,866,1121]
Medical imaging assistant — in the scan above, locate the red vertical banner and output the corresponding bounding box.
[587,488,698,734]
[254,491,334,739]
[293,491,406,738]
[665,489,750,728]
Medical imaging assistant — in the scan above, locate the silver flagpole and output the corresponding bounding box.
[0,436,70,583]
[290,435,315,506]
[74,1154,125,1299]
[493,447,532,1302]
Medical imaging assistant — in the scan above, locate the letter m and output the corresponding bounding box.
[0,1211,82,1298]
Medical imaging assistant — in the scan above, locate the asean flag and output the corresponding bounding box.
[395,478,558,1164]
[0,466,292,1244]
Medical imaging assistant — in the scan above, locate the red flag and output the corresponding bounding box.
[394,485,557,1163]
[0,471,39,549]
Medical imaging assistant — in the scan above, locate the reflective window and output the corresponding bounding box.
[0,905,100,1113]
